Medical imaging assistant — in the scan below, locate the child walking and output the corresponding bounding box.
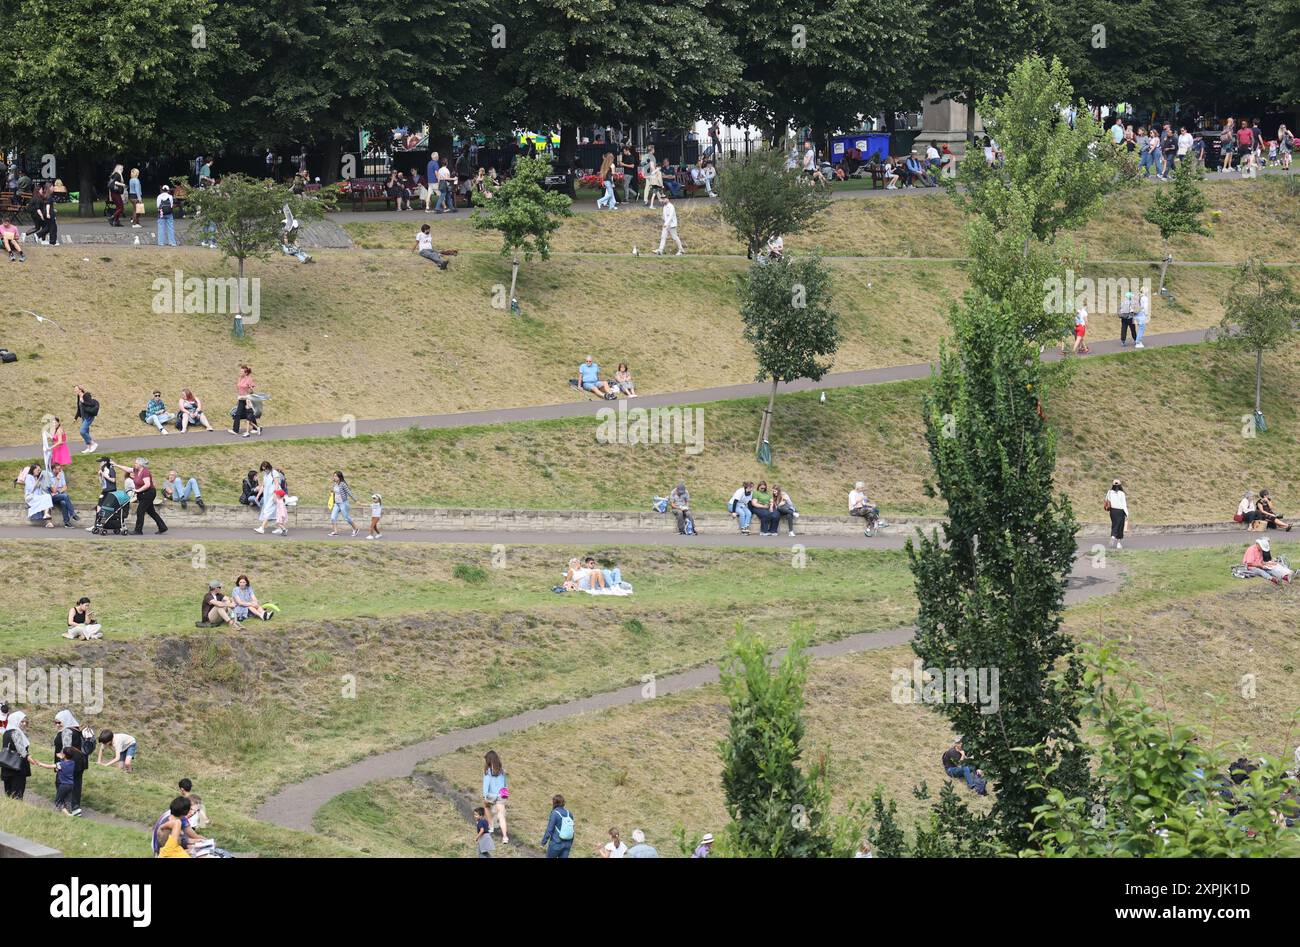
[329,471,358,537]
[474,806,495,857]
[367,493,383,538]
[272,485,289,536]
[54,747,80,814]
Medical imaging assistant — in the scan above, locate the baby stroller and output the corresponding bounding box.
[92,489,132,535]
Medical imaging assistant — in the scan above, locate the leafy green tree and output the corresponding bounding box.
[226,0,484,181]
[1254,0,1300,105]
[717,149,830,258]
[470,154,572,307]
[473,0,741,167]
[1213,259,1300,420]
[1025,645,1300,857]
[907,292,1088,850]
[182,173,333,336]
[0,0,222,215]
[952,55,1127,342]
[1143,157,1210,294]
[924,0,1048,142]
[719,631,835,857]
[738,253,840,457]
[713,0,927,149]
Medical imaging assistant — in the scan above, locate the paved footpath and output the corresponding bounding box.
[0,326,1211,462]
[252,552,1144,833]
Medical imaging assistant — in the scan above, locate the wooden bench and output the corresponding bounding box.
[345,181,396,211]
[869,167,886,189]
[0,189,33,216]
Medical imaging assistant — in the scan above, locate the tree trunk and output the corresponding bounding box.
[323,139,342,185]
[1255,348,1263,414]
[1158,238,1171,293]
[508,256,519,304]
[233,256,245,338]
[756,378,778,452]
[77,153,96,218]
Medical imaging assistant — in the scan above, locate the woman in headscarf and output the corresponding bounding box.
[2,711,54,799]
[53,709,86,815]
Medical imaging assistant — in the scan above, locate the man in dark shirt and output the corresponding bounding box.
[942,741,988,795]
[200,580,242,628]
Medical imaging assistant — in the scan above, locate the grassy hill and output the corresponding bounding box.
[0,176,1293,444]
[28,342,1300,525]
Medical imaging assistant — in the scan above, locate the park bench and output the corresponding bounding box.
[345,180,396,211]
[0,189,34,217]
[868,167,886,189]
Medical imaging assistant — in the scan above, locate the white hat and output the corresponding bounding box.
[854,481,865,490]
[700,833,714,845]
[631,829,646,844]
[1258,537,1270,552]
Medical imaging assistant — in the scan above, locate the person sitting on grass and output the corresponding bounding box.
[199,580,245,630]
[578,355,614,399]
[415,223,449,270]
[162,470,206,511]
[942,740,988,795]
[176,388,214,432]
[65,597,103,640]
[178,777,210,829]
[1,215,25,261]
[1242,537,1293,584]
[153,796,203,858]
[1255,490,1292,531]
[142,390,174,434]
[613,363,637,397]
[97,729,138,772]
[231,574,275,622]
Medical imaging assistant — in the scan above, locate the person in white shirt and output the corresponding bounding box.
[654,196,683,255]
[1135,289,1150,347]
[761,233,783,263]
[802,143,815,177]
[849,481,879,534]
[1176,127,1193,161]
[1236,490,1258,526]
[729,481,755,534]
[436,163,455,213]
[1105,479,1129,549]
[415,223,448,269]
[925,143,940,169]
[600,827,628,858]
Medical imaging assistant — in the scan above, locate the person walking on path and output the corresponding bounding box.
[1118,292,1137,347]
[128,169,144,227]
[156,185,178,246]
[1135,289,1150,348]
[49,417,71,468]
[482,749,509,844]
[254,461,279,534]
[53,709,86,815]
[114,458,167,534]
[329,471,359,536]
[654,196,683,256]
[596,153,618,210]
[1106,479,1129,549]
[107,164,126,227]
[540,794,575,858]
[74,386,99,453]
[619,144,637,203]
[229,364,262,437]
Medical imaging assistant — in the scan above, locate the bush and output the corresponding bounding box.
[451,563,488,584]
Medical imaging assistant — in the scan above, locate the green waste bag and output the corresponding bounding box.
[1255,410,1267,433]
[757,439,772,466]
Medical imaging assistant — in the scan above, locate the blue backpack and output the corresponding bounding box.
[557,808,575,841]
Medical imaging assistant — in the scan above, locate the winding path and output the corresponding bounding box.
[251,527,1281,835]
[0,326,1211,463]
